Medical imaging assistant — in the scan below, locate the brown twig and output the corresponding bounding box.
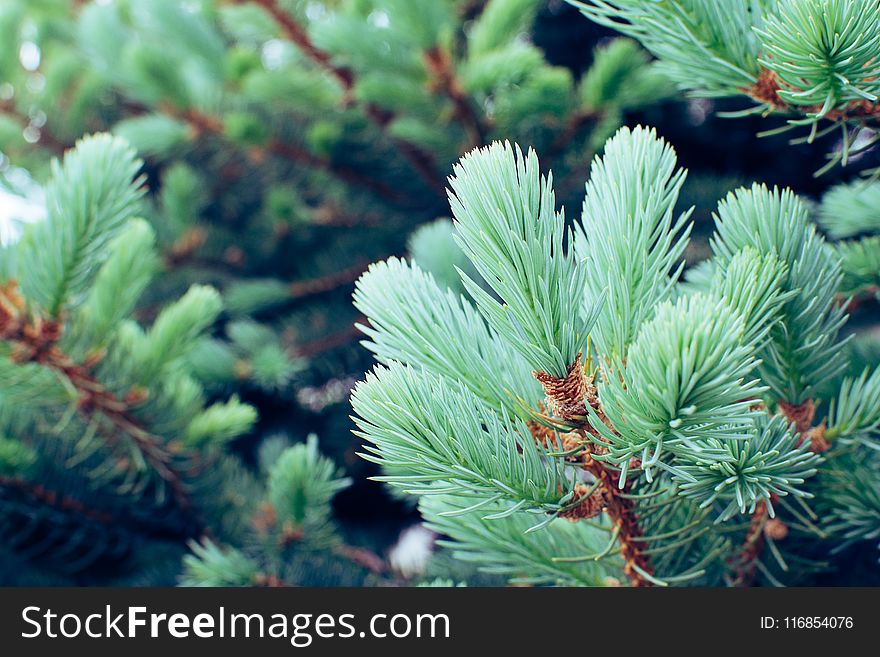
[253,573,293,587]
[778,398,817,435]
[532,355,655,587]
[264,139,405,201]
[152,100,410,203]
[424,46,487,148]
[731,398,832,586]
[253,498,388,578]
[579,445,655,587]
[837,285,880,312]
[778,398,831,454]
[288,262,369,300]
[246,0,354,92]
[730,497,772,587]
[0,99,69,157]
[547,109,601,157]
[294,324,364,359]
[533,354,597,422]
[745,69,880,124]
[333,544,388,574]
[0,475,115,525]
[164,227,209,267]
[310,204,383,228]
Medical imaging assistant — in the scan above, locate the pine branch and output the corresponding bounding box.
[0,475,135,572]
[744,69,880,125]
[0,282,202,527]
[573,0,880,155]
[0,473,195,542]
[730,398,831,586]
[156,102,407,203]
[232,0,446,198]
[0,475,115,526]
[353,258,540,415]
[575,444,654,587]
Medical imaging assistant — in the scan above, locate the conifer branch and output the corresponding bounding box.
[731,397,832,586]
[154,102,407,203]
[579,446,655,587]
[0,474,194,541]
[0,475,143,571]
[0,475,115,526]
[533,353,596,423]
[744,69,880,125]
[0,282,202,527]
[230,0,446,198]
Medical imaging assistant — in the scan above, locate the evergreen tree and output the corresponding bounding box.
[0,134,386,585]
[0,1,664,584]
[1,0,877,588]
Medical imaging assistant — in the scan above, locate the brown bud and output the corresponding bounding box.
[533,353,596,422]
[764,518,789,541]
[233,359,253,380]
[560,482,606,521]
[252,501,278,535]
[124,385,150,406]
[805,423,830,453]
[778,399,816,435]
[223,246,246,267]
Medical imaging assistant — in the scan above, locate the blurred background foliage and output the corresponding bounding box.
[0,0,877,585]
